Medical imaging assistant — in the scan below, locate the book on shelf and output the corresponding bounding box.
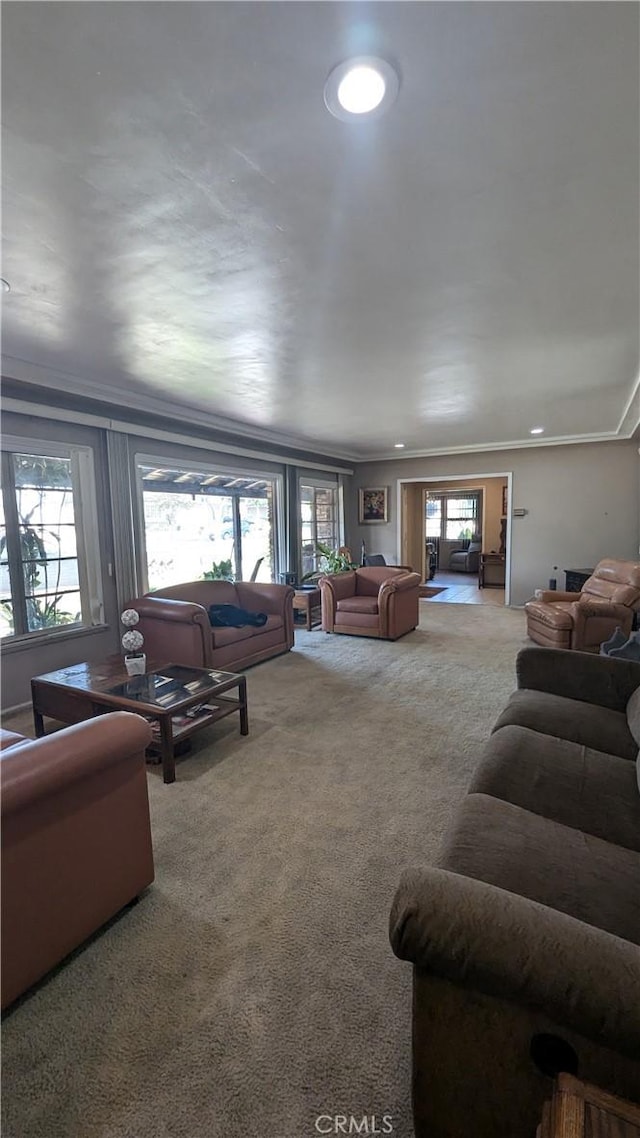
[147,705,220,733]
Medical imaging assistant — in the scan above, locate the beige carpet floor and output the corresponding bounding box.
[2,603,528,1138]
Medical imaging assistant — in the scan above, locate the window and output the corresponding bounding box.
[300,481,340,577]
[426,492,481,541]
[1,443,102,640]
[136,461,280,590]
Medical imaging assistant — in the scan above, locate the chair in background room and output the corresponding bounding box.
[524,558,640,652]
[449,537,482,574]
[364,553,415,572]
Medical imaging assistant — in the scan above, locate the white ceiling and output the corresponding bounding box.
[2,2,638,461]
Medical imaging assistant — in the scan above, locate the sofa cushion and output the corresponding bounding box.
[493,689,637,760]
[336,596,379,615]
[626,685,640,748]
[209,613,283,649]
[438,793,640,944]
[210,624,255,648]
[470,725,640,852]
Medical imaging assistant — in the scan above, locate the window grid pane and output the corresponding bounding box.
[4,453,90,637]
[139,465,278,589]
[300,484,339,576]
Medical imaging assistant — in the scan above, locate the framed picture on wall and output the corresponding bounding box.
[501,485,508,517]
[359,486,389,524]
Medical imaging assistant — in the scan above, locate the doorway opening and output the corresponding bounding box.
[399,473,511,606]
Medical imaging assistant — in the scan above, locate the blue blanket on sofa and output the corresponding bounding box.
[208,604,268,629]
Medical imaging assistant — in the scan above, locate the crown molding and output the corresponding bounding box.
[361,430,633,464]
[3,354,638,467]
[1,355,360,466]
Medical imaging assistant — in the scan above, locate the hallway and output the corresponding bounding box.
[425,568,505,606]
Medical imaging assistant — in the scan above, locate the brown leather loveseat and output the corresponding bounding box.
[524,558,640,652]
[320,566,421,640]
[1,712,154,1009]
[128,580,295,672]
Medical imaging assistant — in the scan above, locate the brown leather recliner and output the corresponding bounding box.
[1,712,154,1009]
[524,558,640,652]
[320,566,421,640]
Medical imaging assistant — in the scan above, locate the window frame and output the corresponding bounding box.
[0,436,104,644]
[299,476,342,577]
[426,490,482,542]
[133,452,285,592]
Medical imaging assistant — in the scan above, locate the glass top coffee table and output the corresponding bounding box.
[31,658,249,784]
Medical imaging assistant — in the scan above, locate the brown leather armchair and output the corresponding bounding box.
[524,558,640,652]
[1,712,154,1009]
[320,566,421,640]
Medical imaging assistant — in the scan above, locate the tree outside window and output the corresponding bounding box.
[426,492,481,542]
[1,449,98,638]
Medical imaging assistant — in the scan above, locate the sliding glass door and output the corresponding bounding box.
[137,461,279,591]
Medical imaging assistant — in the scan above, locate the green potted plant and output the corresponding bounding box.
[203,559,234,581]
[303,542,357,581]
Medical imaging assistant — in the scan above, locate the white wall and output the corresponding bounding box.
[349,440,639,606]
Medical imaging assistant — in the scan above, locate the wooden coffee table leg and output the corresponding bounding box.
[239,677,249,735]
[158,717,176,784]
[33,706,45,738]
[306,599,312,631]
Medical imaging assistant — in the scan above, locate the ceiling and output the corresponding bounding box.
[2,2,639,461]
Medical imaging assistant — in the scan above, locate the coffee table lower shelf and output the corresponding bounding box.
[144,697,248,779]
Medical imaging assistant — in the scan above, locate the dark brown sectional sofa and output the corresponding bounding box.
[390,647,640,1138]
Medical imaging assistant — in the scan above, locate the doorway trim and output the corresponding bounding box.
[397,471,512,605]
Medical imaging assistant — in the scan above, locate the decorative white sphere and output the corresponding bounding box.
[120,608,140,628]
[122,629,144,653]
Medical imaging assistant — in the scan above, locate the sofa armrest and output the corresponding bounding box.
[319,572,357,601]
[533,590,576,604]
[1,712,152,816]
[389,866,640,1057]
[567,596,633,641]
[126,595,211,667]
[515,646,640,711]
[379,571,422,596]
[319,573,357,632]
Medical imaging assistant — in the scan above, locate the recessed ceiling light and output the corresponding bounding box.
[394,443,406,448]
[338,66,385,114]
[324,57,400,123]
[530,427,544,435]
[1,279,10,293]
